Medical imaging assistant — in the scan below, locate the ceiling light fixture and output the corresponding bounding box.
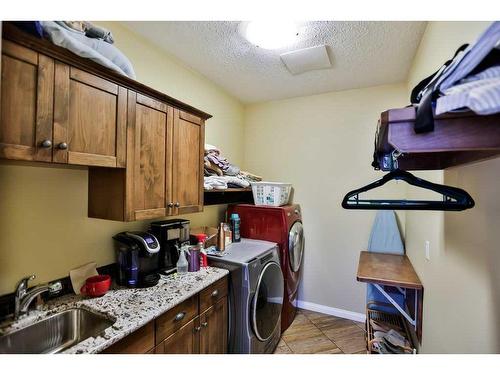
[241,21,299,50]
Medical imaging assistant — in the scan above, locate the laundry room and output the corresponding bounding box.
[1,1,499,373]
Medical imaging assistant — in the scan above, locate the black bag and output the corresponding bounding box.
[411,44,468,133]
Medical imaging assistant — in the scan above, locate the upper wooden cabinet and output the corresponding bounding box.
[53,63,127,167]
[0,44,127,168]
[172,109,204,215]
[88,93,205,221]
[0,40,54,162]
[1,27,210,222]
[128,92,173,220]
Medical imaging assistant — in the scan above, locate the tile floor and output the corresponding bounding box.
[274,309,367,354]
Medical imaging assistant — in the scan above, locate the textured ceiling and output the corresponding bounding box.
[122,21,427,103]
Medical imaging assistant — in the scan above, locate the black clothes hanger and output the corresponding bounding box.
[342,169,475,211]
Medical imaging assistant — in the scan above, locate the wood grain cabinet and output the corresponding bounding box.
[88,94,205,221]
[155,317,201,354]
[1,32,208,222]
[52,63,127,167]
[0,42,127,168]
[0,40,54,162]
[127,92,173,220]
[199,298,228,354]
[103,276,228,354]
[172,109,204,215]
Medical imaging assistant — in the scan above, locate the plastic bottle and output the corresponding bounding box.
[224,223,232,247]
[195,233,208,268]
[176,245,189,273]
[230,213,241,242]
[217,223,225,252]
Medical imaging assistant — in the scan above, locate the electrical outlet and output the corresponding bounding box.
[425,240,431,261]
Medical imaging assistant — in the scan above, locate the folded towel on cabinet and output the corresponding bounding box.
[40,21,135,78]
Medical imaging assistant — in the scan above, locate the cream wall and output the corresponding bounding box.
[243,84,408,313]
[404,21,500,353]
[0,22,245,295]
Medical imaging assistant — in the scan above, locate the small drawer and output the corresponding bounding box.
[155,295,198,344]
[102,322,155,354]
[199,276,228,313]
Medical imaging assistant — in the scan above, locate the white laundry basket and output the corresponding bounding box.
[251,182,292,206]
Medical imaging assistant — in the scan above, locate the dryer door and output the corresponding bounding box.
[289,221,305,273]
[251,262,284,341]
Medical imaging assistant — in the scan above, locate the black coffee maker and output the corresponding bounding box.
[150,219,190,275]
[113,231,161,287]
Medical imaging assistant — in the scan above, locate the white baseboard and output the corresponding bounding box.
[296,300,366,323]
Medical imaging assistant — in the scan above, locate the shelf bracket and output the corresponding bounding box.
[373,284,417,328]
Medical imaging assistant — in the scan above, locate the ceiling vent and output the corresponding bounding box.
[280,45,332,75]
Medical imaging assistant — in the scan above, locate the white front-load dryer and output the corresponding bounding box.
[208,239,284,354]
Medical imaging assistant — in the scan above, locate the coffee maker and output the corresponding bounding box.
[113,231,161,287]
[150,219,190,275]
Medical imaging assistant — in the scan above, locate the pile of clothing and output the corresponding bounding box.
[14,21,136,79]
[434,22,500,116]
[369,319,413,354]
[204,144,262,190]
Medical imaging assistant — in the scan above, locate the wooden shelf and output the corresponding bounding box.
[204,188,252,193]
[374,107,500,171]
[357,251,422,289]
[203,188,254,206]
[357,251,423,344]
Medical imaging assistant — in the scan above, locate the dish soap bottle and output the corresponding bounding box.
[230,213,241,242]
[176,245,189,274]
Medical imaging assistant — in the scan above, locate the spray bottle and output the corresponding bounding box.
[176,244,189,274]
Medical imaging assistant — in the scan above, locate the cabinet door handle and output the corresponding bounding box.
[57,142,68,150]
[201,322,208,328]
[174,202,180,208]
[174,311,186,322]
[40,140,52,148]
[211,289,219,298]
[167,202,174,208]
[194,326,201,332]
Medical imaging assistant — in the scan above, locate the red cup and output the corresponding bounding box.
[80,275,111,297]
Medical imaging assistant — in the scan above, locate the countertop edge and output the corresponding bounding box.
[1,267,229,354]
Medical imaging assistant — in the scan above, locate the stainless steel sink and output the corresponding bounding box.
[0,308,116,354]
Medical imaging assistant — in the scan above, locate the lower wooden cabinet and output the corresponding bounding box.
[200,298,228,354]
[155,317,200,354]
[102,276,228,354]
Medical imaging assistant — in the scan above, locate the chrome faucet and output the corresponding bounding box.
[14,275,63,319]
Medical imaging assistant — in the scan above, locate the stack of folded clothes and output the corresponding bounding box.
[204,144,262,190]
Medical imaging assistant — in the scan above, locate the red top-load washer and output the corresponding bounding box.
[228,204,305,332]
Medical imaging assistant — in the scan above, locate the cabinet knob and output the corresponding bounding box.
[168,202,174,208]
[211,289,219,298]
[57,142,68,150]
[40,140,52,148]
[174,311,186,322]
[201,322,208,328]
[174,202,180,208]
[194,326,201,332]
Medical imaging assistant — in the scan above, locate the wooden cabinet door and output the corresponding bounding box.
[0,40,54,162]
[157,317,200,354]
[127,92,173,221]
[200,297,228,354]
[172,109,204,215]
[53,63,127,167]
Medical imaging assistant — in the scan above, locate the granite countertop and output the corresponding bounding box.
[0,267,229,354]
